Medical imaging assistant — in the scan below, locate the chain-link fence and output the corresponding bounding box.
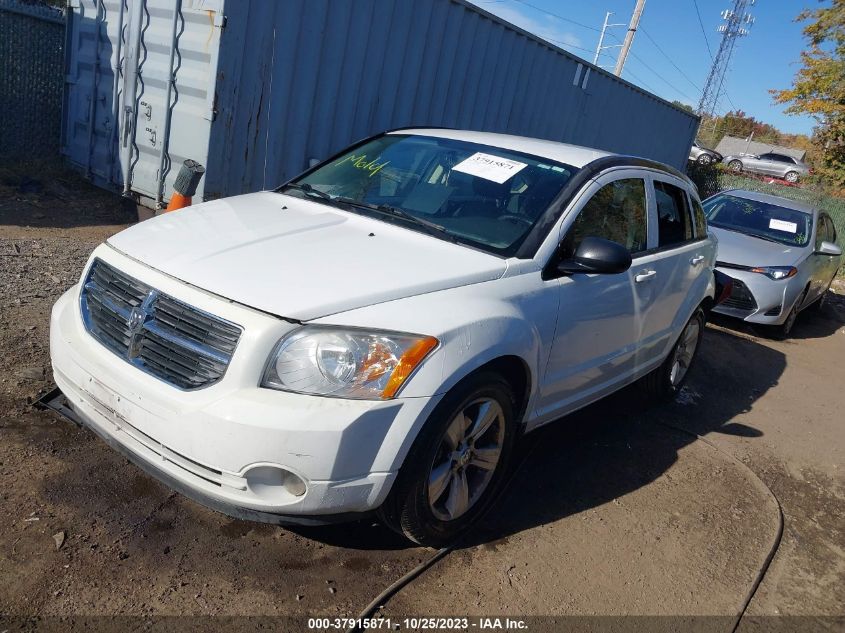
[0,0,66,158]
[688,163,845,247]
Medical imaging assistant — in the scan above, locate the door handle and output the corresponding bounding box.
[635,270,657,283]
[690,255,705,266]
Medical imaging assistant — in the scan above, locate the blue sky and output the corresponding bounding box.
[466,0,818,136]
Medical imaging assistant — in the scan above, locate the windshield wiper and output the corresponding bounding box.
[334,199,459,243]
[281,182,333,202]
[711,223,787,245]
[281,185,459,244]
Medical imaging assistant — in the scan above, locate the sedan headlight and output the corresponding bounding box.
[749,266,798,280]
[262,326,438,400]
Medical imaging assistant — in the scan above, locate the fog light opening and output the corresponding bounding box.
[244,465,307,500]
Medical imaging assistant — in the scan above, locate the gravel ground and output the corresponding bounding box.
[1,162,844,631]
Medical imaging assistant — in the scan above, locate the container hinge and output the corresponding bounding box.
[213,13,226,28]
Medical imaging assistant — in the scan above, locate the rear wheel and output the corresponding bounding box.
[728,160,743,172]
[697,153,713,166]
[785,171,799,183]
[379,372,517,547]
[641,309,705,401]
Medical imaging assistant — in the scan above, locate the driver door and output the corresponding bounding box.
[535,170,649,421]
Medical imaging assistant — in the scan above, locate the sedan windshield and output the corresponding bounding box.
[703,193,812,247]
[286,134,578,255]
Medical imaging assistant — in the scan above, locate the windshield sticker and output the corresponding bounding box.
[769,219,798,233]
[452,152,528,184]
[335,154,390,178]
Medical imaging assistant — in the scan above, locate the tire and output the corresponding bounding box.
[697,154,713,166]
[785,171,799,183]
[728,160,743,172]
[809,283,830,312]
[771,287,808,339]
[379,371,518,547]
[641,309,705,401]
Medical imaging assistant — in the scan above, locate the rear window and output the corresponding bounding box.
[654,181,693,247]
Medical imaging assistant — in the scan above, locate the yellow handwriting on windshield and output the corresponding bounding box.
[335,154,389,178]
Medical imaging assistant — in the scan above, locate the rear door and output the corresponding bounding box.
[632,175,710,368]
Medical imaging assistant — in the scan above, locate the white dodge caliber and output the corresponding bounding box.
[50,129,716,546]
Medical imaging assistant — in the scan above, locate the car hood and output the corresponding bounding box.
[107,192,508,321]
[710,226,805,268]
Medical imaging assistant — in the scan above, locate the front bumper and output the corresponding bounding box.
[49,246,440,521]
[711,267,802,325]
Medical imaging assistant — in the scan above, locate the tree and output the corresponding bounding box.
[772,0,845,189]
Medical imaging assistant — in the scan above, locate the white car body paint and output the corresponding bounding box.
[50,130,716,522]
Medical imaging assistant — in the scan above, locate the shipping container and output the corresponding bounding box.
[63,0,699,209]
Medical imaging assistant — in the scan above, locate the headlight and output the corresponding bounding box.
[262,326,438,399]
[749,266,798,280]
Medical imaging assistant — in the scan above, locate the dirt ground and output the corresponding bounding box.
[1,162,843,631]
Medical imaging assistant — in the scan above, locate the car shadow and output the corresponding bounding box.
[708,295,844,341]
[0,160,138,229]
[299,325,785,550]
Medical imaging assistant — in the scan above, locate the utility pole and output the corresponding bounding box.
[614,0,646,76]
[593,12,624,66]
[697,0,756,119]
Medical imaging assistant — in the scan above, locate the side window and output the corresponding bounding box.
[759,153,774,161]
[562,178,647,257]
[654,181,693,247]
[690,195,708,239]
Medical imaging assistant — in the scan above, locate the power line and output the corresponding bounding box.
[639,27,703,94]
[506,0,602,33]
[691,0,715,61]
[606,31,697,103]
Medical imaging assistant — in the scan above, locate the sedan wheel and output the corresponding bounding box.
[728,160,743,172]
[697,154,713,166]
[785,171,799,183]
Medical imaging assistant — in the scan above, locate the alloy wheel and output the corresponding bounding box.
[428,398,505,521]
[670,320,701,386]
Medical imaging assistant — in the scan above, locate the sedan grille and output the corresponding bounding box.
[721,278,758,312]
[80,259,242,389]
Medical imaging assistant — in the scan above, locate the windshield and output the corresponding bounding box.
[703,193,812,247]
[287,134,578,255]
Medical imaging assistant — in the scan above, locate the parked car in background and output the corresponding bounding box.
[688,141,723,166]
[722,152,811,183]
[705,189,841,337]
[50,129,716,546]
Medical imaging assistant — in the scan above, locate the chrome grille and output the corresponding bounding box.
[80,259,242,389]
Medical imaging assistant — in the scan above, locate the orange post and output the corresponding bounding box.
[162,160,206,213]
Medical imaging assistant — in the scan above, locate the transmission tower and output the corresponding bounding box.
[696,0,756,117]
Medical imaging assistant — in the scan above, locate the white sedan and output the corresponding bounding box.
[50,129,716,546]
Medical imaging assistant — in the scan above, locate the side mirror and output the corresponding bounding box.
[817,241,842,256]
[557,236,632,275]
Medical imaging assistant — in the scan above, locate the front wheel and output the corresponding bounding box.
[641,309,705,401]
[728,160,743,172]
[697,154,713,166]
[379,372,517,547]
